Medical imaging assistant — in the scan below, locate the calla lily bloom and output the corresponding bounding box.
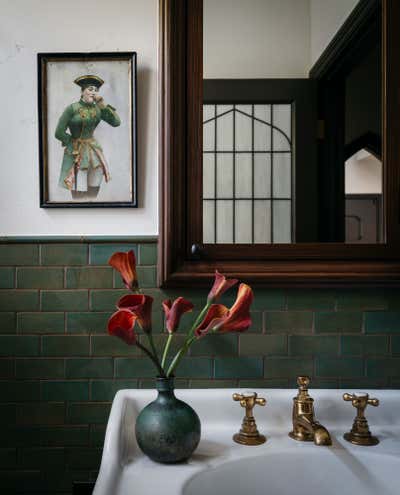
[162,297,194,333]
[196,283,253,338]
[108,309,137,345]
[207,270,238,302]
[118,294,154,333]
[108,250,138,291]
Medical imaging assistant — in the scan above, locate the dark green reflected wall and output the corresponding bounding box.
[1,239,400,493]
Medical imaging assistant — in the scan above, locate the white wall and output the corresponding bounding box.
[310,0,359,65]
[204,0,311,78]
[0,0,158,236]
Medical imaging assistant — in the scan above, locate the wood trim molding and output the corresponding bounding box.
[158,0,400,288]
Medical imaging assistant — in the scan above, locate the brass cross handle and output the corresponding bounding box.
[343,393,380,446]
[232,392,266,445]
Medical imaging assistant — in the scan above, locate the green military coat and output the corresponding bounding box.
[55,99,121,190]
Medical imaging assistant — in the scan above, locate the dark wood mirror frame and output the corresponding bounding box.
[158,0,400,288]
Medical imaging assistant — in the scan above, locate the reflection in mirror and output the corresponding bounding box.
[202,0,382,244]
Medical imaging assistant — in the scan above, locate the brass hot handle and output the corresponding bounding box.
[368,398,379,407]
[342,393,380,411]
[232,392,266,412]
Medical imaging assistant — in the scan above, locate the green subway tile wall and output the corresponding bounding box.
[0,239,400,493]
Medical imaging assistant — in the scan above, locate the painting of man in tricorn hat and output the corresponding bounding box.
[55,74,121,199]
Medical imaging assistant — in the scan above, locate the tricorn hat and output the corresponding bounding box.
[74,75,104,89]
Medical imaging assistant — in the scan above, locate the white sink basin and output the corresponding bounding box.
[183,451,399,495]
[93,389,400,495]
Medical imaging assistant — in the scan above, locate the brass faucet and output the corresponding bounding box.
[289,376,332,446]
[343,392,380,446]
[232,392,266,445]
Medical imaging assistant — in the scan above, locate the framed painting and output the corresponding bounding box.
[38,52,137,207]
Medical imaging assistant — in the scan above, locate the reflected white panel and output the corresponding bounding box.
[254,154,271,199]
[203,200,215,244]
[216,105,234,151]
[254,105,271,151]
[203,105,215,151]
[254,200,271,243]
[203,153,215,199]
[273,200,292,243]
[273,153,292,198]
[235,153,252,198]
[235,200,252,243]
[272,104,291,152]
[217,153,233,198]
[235,105,252,151]
[217,200,234,243]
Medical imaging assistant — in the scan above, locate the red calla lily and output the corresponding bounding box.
[108,250,138,291]
[118,294,154,333]
[207,270,238,302]
[162,297,194,334]
[195,283,253,338]
[108,309,137,345]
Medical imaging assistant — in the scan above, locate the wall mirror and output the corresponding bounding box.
[159,0,400,287]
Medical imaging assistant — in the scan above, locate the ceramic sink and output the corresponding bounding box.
[93,389,400,495]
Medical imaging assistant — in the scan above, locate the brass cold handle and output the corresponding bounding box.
[342,393,380,446]
[233,392,266,417]
[343,393,379,412]
[232,392,267,445]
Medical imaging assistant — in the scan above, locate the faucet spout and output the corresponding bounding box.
[295,416,332,446]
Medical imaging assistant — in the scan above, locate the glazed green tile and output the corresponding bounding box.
[316,358,364,377]
[190,334,238,356]
[0,336,39,356]
[248,311,263,333]
[385,289,400,310]
[215,357,263,379]
[91,380,138,401]
[0,290,39,311]
[18,312,65,334]
[292,378,339,389]
[336,290,388,310]
[41,244,87,265]
[136,266,157,288]
[0,312,16,333]
[66,447,102,469]
[42,290,88,311]
[66,267,113,289]
[17,267,64,289]
[265,311,313,334]
[139,378,189,389]
[286,290,335,310]
[66,358,113,378]
[1,381,40,402]
[16,359,64,379]
[315,312,362,333]
[0,448,17,468]
[41,426,89,446]
[392,336,400,354]
[365,311,400,334]
[248,289,285,311]
[0,268,14,289]
[0,244,39,266]
[2,425,41,447]
[116,358,162,378]
[90,290,127,311]
[142,334,185,357]
[42,381,89,401]
[67,403,111,424]
[175,357,213,378]
[239,378,289,388]
[0,404,16,424]
[40,468,92,493]
[190,379,237,388]
[366,358,400,377]
[92,335,141,356]
[89,244,137,265]
[264,358,313,378]
[239,334,287,356]
[340,378,389,389]
[289,336,339,356]
[42,336,90,356]
[0,359,15,378]
[90,425,106,446]
[18,447,65,469]
[67,312,111,334]
[341,336,389,356]
[16,403,64,425]
[1,470,42,493]
[139,243,157,265]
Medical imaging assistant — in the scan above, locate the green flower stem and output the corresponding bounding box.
[136,341,166,377]
[161,333,173,369]
[166,301,212,377]
[146,332,164,373]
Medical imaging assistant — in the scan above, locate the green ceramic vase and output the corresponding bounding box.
[135,377,201,463]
